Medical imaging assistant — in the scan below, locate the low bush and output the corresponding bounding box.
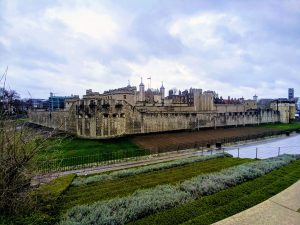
[179,154,297,198]
[131,157,300,225]
[72,153,231,186]
[63,185,191,225]
[33,174,76,213]
[62,157,249,211]
[60,154,299,225]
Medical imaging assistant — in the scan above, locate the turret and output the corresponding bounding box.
[253,94,258,102]
[139,77,145,101]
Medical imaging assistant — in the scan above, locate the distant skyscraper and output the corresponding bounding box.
[288,88,294,99]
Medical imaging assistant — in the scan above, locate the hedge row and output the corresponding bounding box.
[72,153,231,186]
[62,157,250,212]
[60,154,299,225]
[33,174,77,207]
[131,157,300,225]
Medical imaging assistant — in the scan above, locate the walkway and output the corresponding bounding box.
[31,149,197,185]
[214,180,300,225]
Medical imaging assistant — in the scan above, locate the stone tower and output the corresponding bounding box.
[139,77,145,101]
[253,94,258,102]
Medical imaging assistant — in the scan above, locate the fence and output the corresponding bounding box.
[36,129,299,173]
[195,145,300,159]
[36,149,148,173]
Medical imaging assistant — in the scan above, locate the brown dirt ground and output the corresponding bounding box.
[131,126,279,152]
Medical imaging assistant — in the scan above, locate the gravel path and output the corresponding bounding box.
[31,149,197,186]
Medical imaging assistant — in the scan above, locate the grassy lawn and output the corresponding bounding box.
[34,137,147,170]
[259,122,300,130]
[38,137,143,159]
[129,158,300,225]
[60,157,251,212]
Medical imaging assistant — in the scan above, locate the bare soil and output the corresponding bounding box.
[132,126,279,152]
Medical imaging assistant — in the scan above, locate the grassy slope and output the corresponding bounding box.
[129,159,300,225]
[259,122,300,130]
[0,174,76,225]
[60,157,251,212]
[35,138,143,160]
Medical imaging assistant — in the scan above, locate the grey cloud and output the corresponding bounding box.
[1,0,300,99]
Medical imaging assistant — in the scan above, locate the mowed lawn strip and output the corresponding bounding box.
[61,157,251,211]
[37,137,143,159]
[129,159,300,225]
[259,122,300,130]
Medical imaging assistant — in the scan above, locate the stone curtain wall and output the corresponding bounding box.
[28,110,77,134]
[29,103,280,139]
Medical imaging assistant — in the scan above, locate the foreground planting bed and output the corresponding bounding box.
[72,153,232,186]
[62,155,250,210]
[131,157,300,225]
[60,154,299,225]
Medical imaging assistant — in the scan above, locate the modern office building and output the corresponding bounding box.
[288,88,294,100]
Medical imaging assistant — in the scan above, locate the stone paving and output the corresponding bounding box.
[214,180,300,225]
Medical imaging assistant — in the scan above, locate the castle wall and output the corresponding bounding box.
[29,101,280,139]
[28,110,77,134]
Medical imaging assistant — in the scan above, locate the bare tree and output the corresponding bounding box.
[0,69,59,215]
[0,114,57,214]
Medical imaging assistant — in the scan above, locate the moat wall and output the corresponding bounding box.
[29,102,280,139]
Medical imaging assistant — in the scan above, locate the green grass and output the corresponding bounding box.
[129,159,300,225]
[259,122,300,130]
[38,137,143,159]
[60,157,251,212]
[0,174,76,225]
[33,174,76,204]
[34,137,147,170]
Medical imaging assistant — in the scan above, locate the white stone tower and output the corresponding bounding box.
[253,94,258,102]
[139,77,145,101]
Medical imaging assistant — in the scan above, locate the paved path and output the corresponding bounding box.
[31,149,197,185]
[214,180,300,225]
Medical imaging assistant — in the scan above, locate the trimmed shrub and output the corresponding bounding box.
[179,154,298,198]
[72,153,231,186]
[60,154,299,225]
[61,185,191,225]
[130,158,300,225]
[32,174,76,213]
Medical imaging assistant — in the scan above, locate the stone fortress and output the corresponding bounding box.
[29,79,296,139]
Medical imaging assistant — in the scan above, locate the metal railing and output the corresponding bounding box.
[36,149,148,173]
[196,145,300,159]
[35,129,300,173]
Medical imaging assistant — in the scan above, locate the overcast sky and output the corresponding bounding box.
[0,0,300,99]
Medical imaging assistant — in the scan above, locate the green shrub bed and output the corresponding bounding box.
[33,174,76,207]
[60,155,299,225]
[72,153,231,186]
[130,158,300,225]
[62,157,250,211]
